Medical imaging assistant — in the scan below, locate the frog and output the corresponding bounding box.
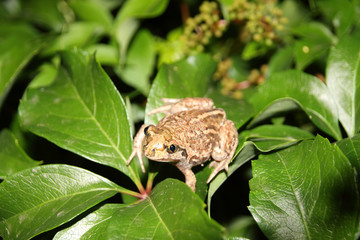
[127,97,238,192]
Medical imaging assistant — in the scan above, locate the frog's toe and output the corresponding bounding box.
[207,161,229,183]
[126,150,136,165]
[127,149,146,173]
[209,161,216,168]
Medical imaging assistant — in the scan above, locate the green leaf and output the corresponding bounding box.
[293,22,335,70]
[241,125,314,152]
[207,91,254,129]
[327,33,360,137]
[226,216,261,240]
[107,179,224,239]
[266,46,294,78]
[42,22,105,56]
[113,18,139,65]
[114,0,169,24]
[337,134,360,175]
[0,164,122,240]
[208,125,313,209]
[208,139,256,212]
[242,42,268,60]
[18,50,141,183]
[113,0,169,63]
[280,0,311,28]
[85,44,119,65]
[117,29,155,95]
[146,54,217,124]
[249,135,359,239]
[0,129,40,178]
[315,0,356,36]
[28,62,59,89]
[250,70,342,140]
[69,0,113,30]
[156,28,185,66]
[0,22,38,38]
[0,32,43,109]
[22,0,66,31]
[54,204,124,240]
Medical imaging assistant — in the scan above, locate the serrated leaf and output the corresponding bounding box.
[54,204,124,240]
[19,50,141,182]
[107,179,224,240]
[249,135,359,239]
[0,164,122,240]
[250,70,341,140]
[327,33,360,137]
[0,129,41,178]
[0,32,43,109]
[146,54,217,124]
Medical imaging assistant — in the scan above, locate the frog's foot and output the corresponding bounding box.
[126,124,149,173]
[147,98,214,116]
[207,160,229,184]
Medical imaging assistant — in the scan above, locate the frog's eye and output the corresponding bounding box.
[144,125,151,135]
[167,144,177,153]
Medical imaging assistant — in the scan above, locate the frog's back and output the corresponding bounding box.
[158,109,225,156]
[158,109,225,131]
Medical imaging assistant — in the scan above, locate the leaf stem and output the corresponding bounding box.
[130,171,146,194]
[146,172,157,193]
[117,187,143,199]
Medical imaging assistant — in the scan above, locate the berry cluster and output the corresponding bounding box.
[214,59,267,99]
[214,59,243,99]
[180,1,226,53]
[228,0,287,46]
[181,0,287,53]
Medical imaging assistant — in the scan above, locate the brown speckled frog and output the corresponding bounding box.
[127,97,238,192]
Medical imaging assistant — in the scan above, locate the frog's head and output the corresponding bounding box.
[143,125,187,162]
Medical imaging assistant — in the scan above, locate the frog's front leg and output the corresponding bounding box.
[207,120,238,183]
[176,162,196,192]
[127,124,150,173]
[147,97,214,116]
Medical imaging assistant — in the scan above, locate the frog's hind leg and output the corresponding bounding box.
[207,120,238,183]
[147,98,214,115]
